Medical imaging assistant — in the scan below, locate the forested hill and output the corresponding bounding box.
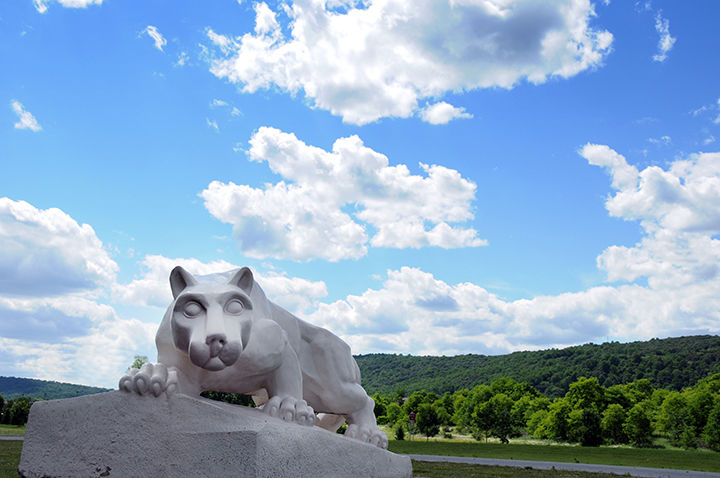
[355,335,720,398]
[0,376,110,400]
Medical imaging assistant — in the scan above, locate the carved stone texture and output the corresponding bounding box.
[19,391,412,478]
[119,266,387,448]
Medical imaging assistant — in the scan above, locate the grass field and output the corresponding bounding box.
[411,460,632,477]
[389,439,720,473]
[0,425,25,438]
[0,441,22,478]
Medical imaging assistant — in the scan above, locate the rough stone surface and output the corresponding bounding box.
[19,391,412,478]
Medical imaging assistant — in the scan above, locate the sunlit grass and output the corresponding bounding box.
[0,441,22,477]
[0,425,24,437]
[411,460,629,478]
[389,439,720,473]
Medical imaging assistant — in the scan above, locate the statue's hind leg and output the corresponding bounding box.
[344,393,388,449]
[301,327,388,448]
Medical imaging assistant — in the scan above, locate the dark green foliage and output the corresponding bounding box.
[356,335,720,397]
[1,396,33,425]
[565,377,605,410]
[416,402,441,440]
[486,393,516,443]
[567,407,602,446]
[128,355,148,371]
[379,402,403,425]
[0,376,109,400]
[601,403,627,444]
[394,422,405,440]
[372,392,386,419]
[659,391,690,446]
[200,391,255,407]
[403,390,429,414]
[542,399,571,441]
[702,397,720,451]
[624,402,654,446]
[434,392,455,426]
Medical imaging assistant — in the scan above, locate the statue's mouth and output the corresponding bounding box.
[202,356,229,371]
[189,341,241,371]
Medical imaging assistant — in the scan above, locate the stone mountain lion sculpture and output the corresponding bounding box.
[120,266,387,448]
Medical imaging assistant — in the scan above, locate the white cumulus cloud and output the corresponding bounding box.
[581,145,720,234]
[652,10,676,62]
[0,199,153,388]
[33,0,102,13]
[306,145,720,356]
[420,102,473,124]
[10,100,42,132]
[206,0,613,124]
[201,127,486,261]
[143,25,167,52]
[0,198,118,296]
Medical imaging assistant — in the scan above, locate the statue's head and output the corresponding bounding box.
[168,266,254,371]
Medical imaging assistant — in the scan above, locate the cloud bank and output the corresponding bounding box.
[206,0,613,124]
[308,145,720,355]
[201,127,486,261]
[5,139,720,385]
[0,198,155,387]
[0,198,117,296]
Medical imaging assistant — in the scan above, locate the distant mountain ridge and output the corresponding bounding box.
[0,376,110,400]
[3,335,718,401]
[355,335,720,398]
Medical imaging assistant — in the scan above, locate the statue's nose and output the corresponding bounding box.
[206,334,227,357]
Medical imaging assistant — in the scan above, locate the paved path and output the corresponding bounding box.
[407,454,720,478]
[0,436,24,441]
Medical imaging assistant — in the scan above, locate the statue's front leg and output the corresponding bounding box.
[261,344,315,426]
[244,320,314,427]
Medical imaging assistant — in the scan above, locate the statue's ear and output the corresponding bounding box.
[228,267,253,293]
[169,266,198,299]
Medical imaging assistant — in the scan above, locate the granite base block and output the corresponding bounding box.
[19,391,412,478]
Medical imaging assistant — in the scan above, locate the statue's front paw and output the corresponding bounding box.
[119,362,177,397]
[345,424,389,449]
[264,395,315,426]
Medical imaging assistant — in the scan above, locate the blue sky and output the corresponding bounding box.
[1,0,720,388]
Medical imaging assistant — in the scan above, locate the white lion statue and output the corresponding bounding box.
[120,266,387,448]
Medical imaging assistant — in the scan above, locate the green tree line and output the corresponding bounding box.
[356,335,720,397]
[371,372,720,450]
[0,394,34,426]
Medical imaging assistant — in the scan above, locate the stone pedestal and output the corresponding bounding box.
[19,391,412,478]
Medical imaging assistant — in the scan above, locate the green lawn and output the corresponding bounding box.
[389,439,720,473]
[411,460,628,478]
[0,441,22,478]
[0,425,24,438]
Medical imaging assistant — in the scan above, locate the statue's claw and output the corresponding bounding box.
[345,424,388,449]
[264,395,315,427]
[119,363,177,398]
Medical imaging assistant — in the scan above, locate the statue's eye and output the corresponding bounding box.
[183,301,203,318]
[225,299,244,315]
